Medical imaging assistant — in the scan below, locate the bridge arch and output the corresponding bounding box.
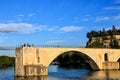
[48,50,99,70]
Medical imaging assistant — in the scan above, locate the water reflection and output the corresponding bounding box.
[14,70,120,80]
[0,67,120,80]
[87,70,120,80]
[15,76,48,80]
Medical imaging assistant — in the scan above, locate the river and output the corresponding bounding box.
[0,65,120,80]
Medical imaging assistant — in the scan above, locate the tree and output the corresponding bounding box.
[112,25,119,35]
[108,30,112,36]
[0,56,15,68]
[87,32,91,38]
[109,36,119,48]
[112,25,117,32]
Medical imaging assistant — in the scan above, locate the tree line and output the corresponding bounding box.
[0,56,15,68]
[87,25,120,38]
[86,25,120,48]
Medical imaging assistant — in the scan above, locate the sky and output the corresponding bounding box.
[0,0,120,51]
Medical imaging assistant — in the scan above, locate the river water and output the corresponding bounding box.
[0,65,120,80]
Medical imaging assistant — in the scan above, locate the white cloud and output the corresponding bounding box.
[47,27,58,31]
[15,14,24,22]
[36,25,48,31]
[16,14,24,17]
[15,13,36,22]
[0,29,17,33]
[60,26,82,32]
[28,13,35,17]
[104,6,120,10]
[0,23,47,33]
[0,46,15,50]
[0,23,84,34]
[46,40,63,44]
[95,14,120,22]
[95,17,110,22]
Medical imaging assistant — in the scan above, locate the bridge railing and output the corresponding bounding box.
[35,45,85,48]
[17,44,85,48]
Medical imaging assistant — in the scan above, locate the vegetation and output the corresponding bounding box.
[86,25,120,48]
[86,25,120,38]
[0,56,15,68]
[110,37,119,48]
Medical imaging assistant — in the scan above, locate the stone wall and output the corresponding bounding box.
[102,62,119,69]
[15,48,25,76]
[24,65,47,76]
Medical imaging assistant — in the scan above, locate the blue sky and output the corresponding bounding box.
[0,0,120,49]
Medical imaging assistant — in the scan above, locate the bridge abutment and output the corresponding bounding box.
[24,65,48,76]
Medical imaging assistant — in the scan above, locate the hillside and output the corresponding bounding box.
[86,25,120,48]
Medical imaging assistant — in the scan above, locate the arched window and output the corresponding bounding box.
[104,53,108,61]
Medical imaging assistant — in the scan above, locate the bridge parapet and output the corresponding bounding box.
[17,44,85,48]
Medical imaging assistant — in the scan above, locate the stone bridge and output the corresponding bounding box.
[15,46,120,76]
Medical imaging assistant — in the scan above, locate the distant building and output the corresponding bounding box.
[87,35,120,48]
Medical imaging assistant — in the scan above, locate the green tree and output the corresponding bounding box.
[0,56,15,68]
[110,36,119,48]
[112,25,117,32]
[87,30,99,38]
[112,25,119,35]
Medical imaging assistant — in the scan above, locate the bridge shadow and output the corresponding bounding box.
[15,76,48,80]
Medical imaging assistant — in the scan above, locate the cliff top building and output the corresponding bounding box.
[87,35,120,48]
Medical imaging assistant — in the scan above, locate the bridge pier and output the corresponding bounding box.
[24,65,48,76]
[102,62,119,70]
[15,46,48,76]
[15,64,48,76]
